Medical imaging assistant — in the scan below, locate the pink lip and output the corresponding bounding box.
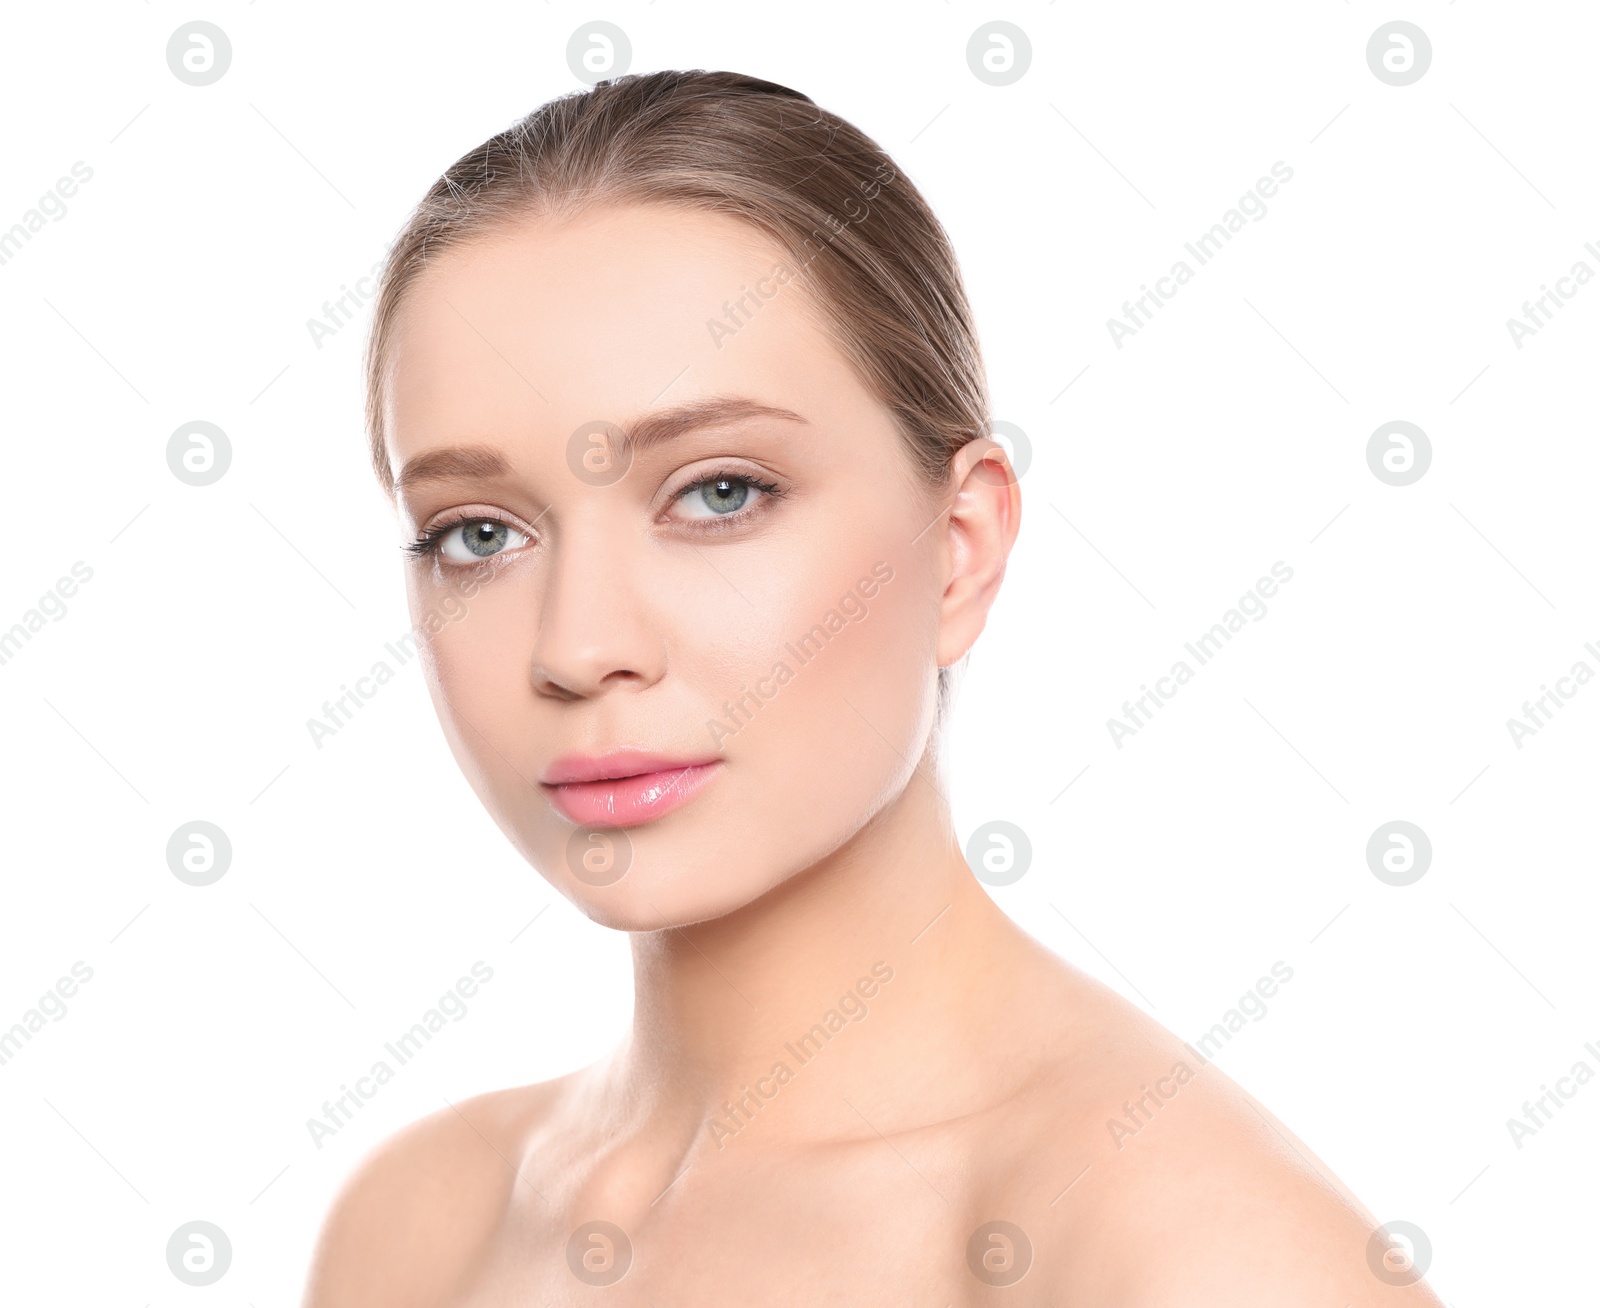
[540,750,723,827]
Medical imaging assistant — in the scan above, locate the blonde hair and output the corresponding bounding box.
[364,69,991,712]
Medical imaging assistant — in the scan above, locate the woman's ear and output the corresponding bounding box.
[935,437,1022,668]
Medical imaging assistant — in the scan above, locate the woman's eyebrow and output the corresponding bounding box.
[395,396,807,496]
[618,395,807,458]
[395,444,513,496]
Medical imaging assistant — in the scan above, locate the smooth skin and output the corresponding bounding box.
[302,203,1444,1306]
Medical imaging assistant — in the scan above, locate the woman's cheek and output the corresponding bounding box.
[826,557,936,746]
[410,577,531,767]
[731,545,932,775]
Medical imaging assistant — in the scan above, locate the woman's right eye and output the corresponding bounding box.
[407,516,532,566]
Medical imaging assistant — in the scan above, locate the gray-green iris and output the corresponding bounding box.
[704,476,745,511]
[464,521,509,556]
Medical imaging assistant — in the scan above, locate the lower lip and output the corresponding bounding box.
[543,762,722,827]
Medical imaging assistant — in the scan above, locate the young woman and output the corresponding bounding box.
[303,70,1442,1305]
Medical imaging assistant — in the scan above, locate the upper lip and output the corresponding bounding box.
[539,749,721,786]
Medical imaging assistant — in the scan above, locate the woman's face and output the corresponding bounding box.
[381,203,957,929]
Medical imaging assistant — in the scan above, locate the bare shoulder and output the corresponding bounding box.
[1013,964,1443,1306]
[299,1075,568,1308]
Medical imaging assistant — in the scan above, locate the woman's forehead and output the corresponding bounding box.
[383,204,868,462]
[403,202,797,344]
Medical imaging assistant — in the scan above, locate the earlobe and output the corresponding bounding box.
[935,438,1022,668]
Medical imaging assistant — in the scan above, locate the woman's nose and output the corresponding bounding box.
[528,531,666,701]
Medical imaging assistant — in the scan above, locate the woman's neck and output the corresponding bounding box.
[594,758,1049,1163]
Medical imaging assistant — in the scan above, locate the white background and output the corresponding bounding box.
[1,1,1595,1302]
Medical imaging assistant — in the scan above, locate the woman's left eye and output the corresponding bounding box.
[667,474,779,522]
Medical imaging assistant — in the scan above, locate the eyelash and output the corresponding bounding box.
[402,471,785,563]
[402,512,507,560]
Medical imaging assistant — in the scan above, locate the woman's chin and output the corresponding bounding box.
[559,879,766,934]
